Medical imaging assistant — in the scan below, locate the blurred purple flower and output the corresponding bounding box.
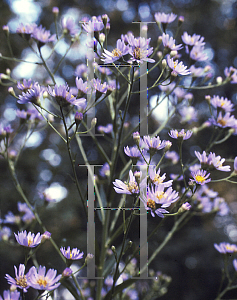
[61,17,79,35]
[99,162,110,178]
[17,202,35,223]
[190,45,208,62]
[32,25,56,46]
[18,83,42,106]
[214,242,237,254]
[97,124,113,134]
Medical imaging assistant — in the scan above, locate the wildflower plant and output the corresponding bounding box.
[0,4,237,300]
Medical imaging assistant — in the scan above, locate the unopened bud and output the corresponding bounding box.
[205,95,211,103]
[52,7,59,15]
[178,16,184,26]
[41,231,51,242]
[75,112,83,125]
[178,202,191,213]
[111,245,116,252]
[91,117,97,128]
[102,14,109,26]
[157,51,162,60]
[0,73,9,80]
[157,36,163,46]
[62,267,72,277]
[2,25,9,34]
[6,68,11,75]
[164,140,172,152]
[99,33,105,43]
[133,131,140,146]
[216,76,222,84]
[204,65,211,72]
[134,171,141,184]
[8,87,16,97]
[170,50,177,58]
[162,59,167,69]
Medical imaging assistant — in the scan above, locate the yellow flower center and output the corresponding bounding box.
[37,277,48,288]
[217,118,227,126]
[195,175,205,183]
[220,101,225,107]
[153,174,163,184]
[28,237,33,246]
[155,191,164,201]
[15,276,28,288]
[133,47,141,59]
[173,61,178,69]
[147,199,156,210]
[127,181,138,193]
[112,48,122,57]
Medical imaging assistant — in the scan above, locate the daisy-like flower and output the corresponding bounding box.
[18,83,42,106]
[101,39,130,64]
[154,12,177,31]
[190,169,211,185]
[208,152,231,172]
[148,166,173,188]
[75,64,87,78]
[14,230,42,248]
[75,77,90,97]
[113,170,139,195]
[27,265,61,291]
[140,188,169,218]
[99,162,110,178]
[127,35,155,64]
[166,55,191,76]
[181,32,205,48]
[210,95,234,112]
[211,111,236,128]
[60,246,84,260]
[32,25,56,47]
[82,16,104,33]
[16,23,37,40]
[162,33,183,53]
[61,17,79,36]
[214,242,237,254]
[5,264,30,292]
[151,184,179,207]
[124,146,143,159]
[168,129,192,140]
[17,79,35,92]
[142,135,167,152]
[194,150,209,165]
[190,45,208,62]
[92,78,108,99]
[97,124,113,134]
[0,290,20,300]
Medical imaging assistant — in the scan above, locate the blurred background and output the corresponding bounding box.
[0,0,237,299]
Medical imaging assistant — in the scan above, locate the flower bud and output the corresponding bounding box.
[8,87,16,97]
[178,202,191,213]
[99,33,105,43]
[157,36,163,46]
[41,231,51,242]
[75,112,83,125]
[157,51,162,60]
[205,95,211,103]
[216,76,222,85]
[91,117,97,128]
[6,68,11,75]
[162,59,167,69]
[52,7,59,15]
[178,16,184,26]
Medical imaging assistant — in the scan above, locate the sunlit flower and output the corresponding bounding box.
[28,265,61,291]
[124,146,143,158]
[166,55,191,76]
[113,170,140,195]
[14,230,42,248]
[101,39,130,64]
[0,290,20,300]
[5,264,30,292]
[168,129,192,140]
[214,242,237,254]
[16,23,37,39]
[190,169,211,185]
[60,246,84,260]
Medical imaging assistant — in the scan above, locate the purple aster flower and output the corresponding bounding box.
[190,45,208,62]
[151,184,179,207]
[17,202,35,223]
[168,129,192,140]
[31,25,56,47]
[181,32,205,49]
[82,16,104,33]
[101,39,130,64]
[92,78,108,99]
[16,23,37,39]
[210,95,234,112]
[60,246,84,260]
[62,268,73,277]
[189,65,205,77]
[14,230,42,248]
[113,170,139,195]
[17,79,35,92]
[18,83,42,106]
[75,77,91,96]
[210,111,236,128]
[140,189,169,218]
[165,151,179,164]
[166,55,191,76]
[208,152,231,172]
[28,265,61,291]
[190,169,211,185]
[142,135,167,151]
[61,17,79,36]
[194,150,209,165]
[214,242,237,254]
[0,290,20,300]
[124,146,143,158]
[127,35,155,64]
[97,124,113,134]
[154,12,177,31]
[233,259,237,272]
[99,162,110,178]
[224,66,237,84]
[4,212,21,224]
[179,106,198,123]
[148,166,173,188]
[5,264,30,292]
[162,33,183,53]
[213,197,229,216]
[75,64,87,78]
[0,226,11,241]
